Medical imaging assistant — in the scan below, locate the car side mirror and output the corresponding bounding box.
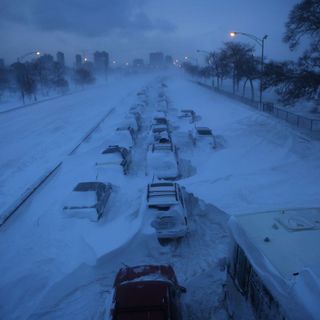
[179,286,187,293]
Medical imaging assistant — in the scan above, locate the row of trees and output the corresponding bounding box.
[0,55,96,104]
[183,0,320,108]
[184,42,260,100]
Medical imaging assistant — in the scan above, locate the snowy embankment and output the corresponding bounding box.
[0,72,319,320]
[168,75,320,214]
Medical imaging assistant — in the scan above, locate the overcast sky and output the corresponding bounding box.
[0,0,304,66]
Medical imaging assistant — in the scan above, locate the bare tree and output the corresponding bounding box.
[220,42,256,94]
[11,62,37,104]
[0,66,9,101]
[74,68,95,87]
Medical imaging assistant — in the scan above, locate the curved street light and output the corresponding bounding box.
[17,51,41,62]
[230,31,268,109]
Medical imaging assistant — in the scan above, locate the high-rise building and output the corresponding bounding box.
[38,54,54,64]
[165,55,173,65]
[56,51,65,67]
[94,51,109,72]
[83,60,94,72]
[149,52,164,67]
[133,58,144,68]
[75,54,82,69]
[0,59,4,68]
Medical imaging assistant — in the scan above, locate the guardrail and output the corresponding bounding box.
[196,81,320,132]
[261,102,320,131]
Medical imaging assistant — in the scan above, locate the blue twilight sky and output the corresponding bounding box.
[0,0,304,65]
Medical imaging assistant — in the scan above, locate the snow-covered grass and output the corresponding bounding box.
[199,77,320,119]
[0,71,319,320]
[168,75,320,214]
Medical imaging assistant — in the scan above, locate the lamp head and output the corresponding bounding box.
[229,31,237,37]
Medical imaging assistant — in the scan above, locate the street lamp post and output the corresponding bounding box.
[230,31,268,109]
[17,51,41,62]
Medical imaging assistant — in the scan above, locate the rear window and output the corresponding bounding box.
[74,182,103,191]
[149,205,171,211]
[102,146,120,154]
[197,128,212,135]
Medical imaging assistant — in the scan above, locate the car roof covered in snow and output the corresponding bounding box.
[147,183,179,204]
[153,111,167,118]
[229,208,320,281]
[229,208,320,319]
[181,109,195,115]
[74,181,108,192]
[115,264,177,286]
[102,145,129,159]
[150,142,174,152]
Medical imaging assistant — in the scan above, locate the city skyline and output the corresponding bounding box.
[0,0,306,65]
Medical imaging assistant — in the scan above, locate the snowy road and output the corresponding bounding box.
[0,72,319,320]
[0,75,155,222]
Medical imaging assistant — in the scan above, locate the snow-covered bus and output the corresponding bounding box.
[226,208,320,320]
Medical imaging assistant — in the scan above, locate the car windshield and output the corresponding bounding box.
[102,146,120,154]
[149,205,172,211]
[197,128,212,135]
[74,182,102,191]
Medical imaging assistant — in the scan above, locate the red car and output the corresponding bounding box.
[109,265,186,320]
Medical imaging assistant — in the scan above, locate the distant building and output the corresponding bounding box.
[149,52,164,67]
[56,51,65,67]
[38,54,54,64]
[83,60,94,72]
[133,58,144,68]
[165,55,173,65]
[94,51,109,72]
[0,59,4,68]
[75,54,82,69]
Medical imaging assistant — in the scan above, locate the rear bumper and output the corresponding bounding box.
[156,226,188,239]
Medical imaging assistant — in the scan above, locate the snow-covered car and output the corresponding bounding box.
[63,182,112,221]
[179,109,196,123]
[152,111,168,126]
[120,116,139,133]
[151,122,169,138]
[157,99,168,112]
[189,126,216,148]
[117,119,138,137]
[96,145,132,175]
[115,126,136,148]
[146,182,188,239]
[130,103,145,114]
[147,142,179,179]
[226,208,320,320]
[148,128,171,145]
[108,264,186,320]
[157,131,171,144]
